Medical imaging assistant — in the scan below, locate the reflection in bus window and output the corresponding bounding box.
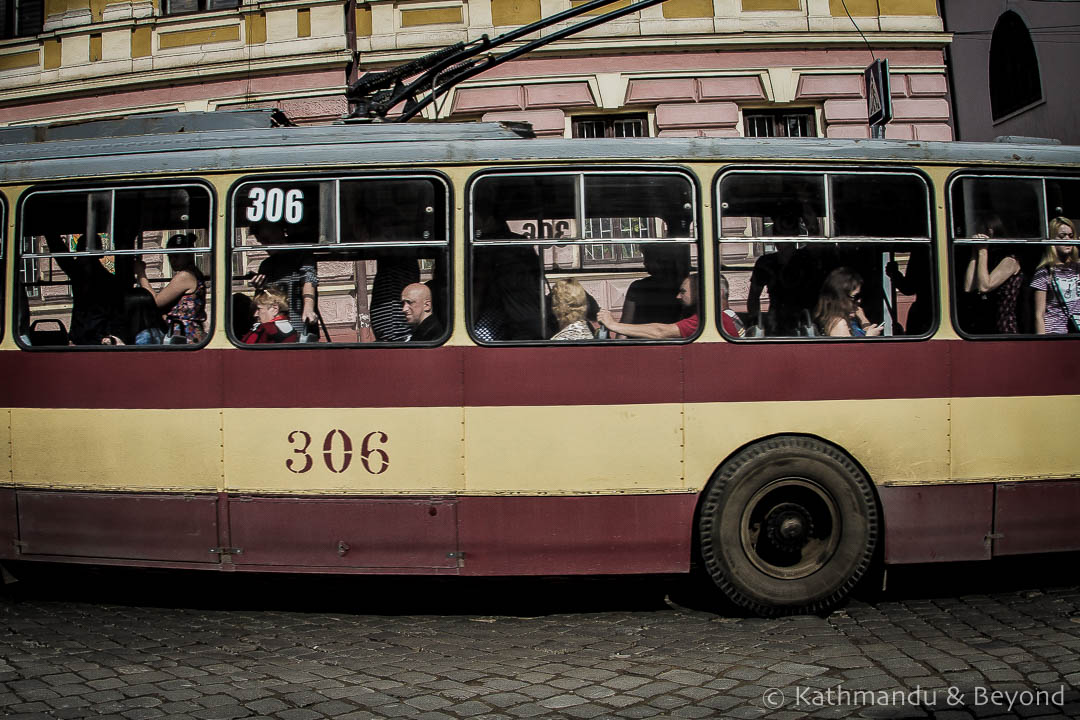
[950,175,1080,336]
[468,171,699,343]
[230,175,449,345]
[17,185,213,347]
[717,170,933,339]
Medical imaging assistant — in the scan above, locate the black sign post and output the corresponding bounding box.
[864,58,892,139]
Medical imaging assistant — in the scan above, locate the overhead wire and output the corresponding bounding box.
[838,0,876,61]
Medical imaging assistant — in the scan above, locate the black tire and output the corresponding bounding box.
[698,435,879,616]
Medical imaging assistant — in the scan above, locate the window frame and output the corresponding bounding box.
[162,0,239,16]
[571,114,650,139]
[713,165,937,342]
[0,0,44,39]
[946,169,1080,340]
[465,165,703,346]
[15,179,216,351]
[742,108,818,138]
[989,11,1044,122]
[226,170,453,349]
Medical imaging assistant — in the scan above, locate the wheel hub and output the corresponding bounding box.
[765,502,814,553]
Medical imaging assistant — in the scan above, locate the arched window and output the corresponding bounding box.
[989,11,1042,120]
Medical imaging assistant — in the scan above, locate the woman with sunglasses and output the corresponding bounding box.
[814,267,883,337]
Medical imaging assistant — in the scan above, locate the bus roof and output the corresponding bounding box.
[0,116,1077,183]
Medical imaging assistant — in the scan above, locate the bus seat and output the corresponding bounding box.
[27,319,69,346]
[796,309,818,337]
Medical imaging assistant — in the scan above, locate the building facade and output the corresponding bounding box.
[0,0,951,139]
[941,0,1079,145]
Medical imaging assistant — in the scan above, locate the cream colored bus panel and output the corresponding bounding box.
[465,404,684,494]
[223,407,464,494]
[685,398,952,489]
[11,408,222,491]
[952,395,1080,483]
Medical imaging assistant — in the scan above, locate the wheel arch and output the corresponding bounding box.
[691,432,884,537]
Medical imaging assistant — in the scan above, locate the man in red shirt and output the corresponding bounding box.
[598,273,703,339]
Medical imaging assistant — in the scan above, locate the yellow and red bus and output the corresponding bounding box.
[1,111,1077,615]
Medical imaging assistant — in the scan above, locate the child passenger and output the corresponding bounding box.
[242,287,298,344]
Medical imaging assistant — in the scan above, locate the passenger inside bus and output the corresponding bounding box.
[1031,216,1080,334]
[596,273,698,339]
[719,275,745,337]
[242,287,298,344]
[43,233,129,345]
[886,250,932,336]
[134,233,207,344]
[249,220,319,340]
[370,250,419,342]
[401,282,443,341]
[549,278,594,341]
[619,244,688,325]
[101,288,167,345]
[472,245,545,341]
[814,267,883,337]
[960,216,1026,335]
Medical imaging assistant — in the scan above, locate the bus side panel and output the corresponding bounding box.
[0,487,15,561]
[16,490,220,563]
[878,484,993,564]
[993,480,1080,555]
[456,494,697,575]
[227,496,460,569]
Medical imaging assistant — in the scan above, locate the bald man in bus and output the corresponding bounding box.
[597,273,699,339]
[401,282,443,342]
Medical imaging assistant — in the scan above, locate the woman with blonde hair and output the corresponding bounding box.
[549,278,594,340]
[814,267,883,337]
[1030,217,1079,334]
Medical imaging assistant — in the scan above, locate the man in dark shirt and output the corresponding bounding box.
[401,283,443,342]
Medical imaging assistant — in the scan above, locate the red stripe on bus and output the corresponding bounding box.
[684,341,954,403]
[1,340,1077,409]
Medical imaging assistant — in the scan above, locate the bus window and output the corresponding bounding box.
[17,185,213,347]
[950,174,1080,336]
[717,170,933,339]
[230,175,449,345]
[468,170,699,343]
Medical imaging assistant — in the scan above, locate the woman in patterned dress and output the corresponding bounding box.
[133,233,207,344]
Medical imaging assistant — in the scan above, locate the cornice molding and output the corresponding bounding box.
[0,50,351,104]
[358,31,951,65]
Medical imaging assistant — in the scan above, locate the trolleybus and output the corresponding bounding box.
[1,110,1077,615]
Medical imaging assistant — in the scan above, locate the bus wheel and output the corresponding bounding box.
[698,435,879,616]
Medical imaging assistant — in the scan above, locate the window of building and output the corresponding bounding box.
[163,0,238,15]
[468,169,700,343]
[230,174,449,346]
[17,184,213,347]
[743,109,816,138]
[0,0,44,38]
[572,115,649,139]
[949,174,1079,336]
[716,169,933,339]
[989,11,1043,121]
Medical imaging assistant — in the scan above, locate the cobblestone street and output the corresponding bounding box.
[1,558,1078,720]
